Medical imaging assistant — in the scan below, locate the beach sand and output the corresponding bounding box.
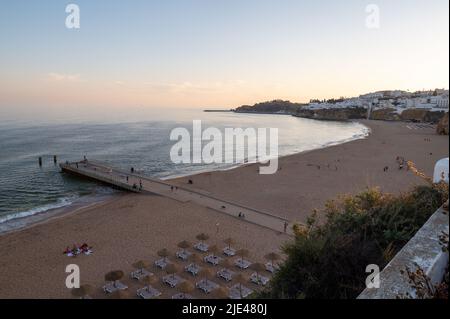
[0,120,448,298]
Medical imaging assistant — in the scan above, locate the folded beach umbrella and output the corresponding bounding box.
[209,245,219,257]
[236,249,249,260]
[234,273,248,298]
[157,248,170,261]
[165,264,180,279]
[264,252,281,266]
[178,240,191,252]
[196,233,209,243]
[250,263,266,277]
[132,260,150,270]
[224,238,235,249]
[105,270,125,283]
[142,274,157,286]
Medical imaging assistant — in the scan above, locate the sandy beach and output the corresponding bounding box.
[0,119,448,299]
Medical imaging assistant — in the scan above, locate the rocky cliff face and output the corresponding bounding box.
[437,112,449,135]
[294,107,447,123]
[370,108,400,121]
[294,107,367,121]
[400,109,446,123]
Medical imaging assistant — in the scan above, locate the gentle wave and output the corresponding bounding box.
[0,196,76,224]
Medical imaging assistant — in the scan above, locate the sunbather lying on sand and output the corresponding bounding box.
[63,243,93,257]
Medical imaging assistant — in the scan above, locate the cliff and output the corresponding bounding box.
[400,109,447,123]
[294,107,367,121]
[370,108,400,121]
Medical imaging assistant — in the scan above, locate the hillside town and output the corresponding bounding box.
[306,89,449,113]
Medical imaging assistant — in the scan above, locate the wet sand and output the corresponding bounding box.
[0,120,448,298]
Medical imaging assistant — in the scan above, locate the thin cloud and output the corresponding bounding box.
[47,73,81,82]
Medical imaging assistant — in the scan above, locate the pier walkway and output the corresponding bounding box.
[60,160,295,235]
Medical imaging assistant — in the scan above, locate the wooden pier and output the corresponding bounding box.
[60,160,295,235]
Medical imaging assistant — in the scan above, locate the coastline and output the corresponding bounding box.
[0,118,444,235]
[0,119,448,298]
[170,119,448,222]
[0,119,369,235]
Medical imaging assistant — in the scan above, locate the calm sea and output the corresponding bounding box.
[0,109,369,232]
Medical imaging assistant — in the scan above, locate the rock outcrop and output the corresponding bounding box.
[370,108,400,121]
[294,107,367,121]
[400,109,446,123]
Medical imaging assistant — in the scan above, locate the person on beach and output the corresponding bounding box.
[126,176,129,183]
[284,221,288,233]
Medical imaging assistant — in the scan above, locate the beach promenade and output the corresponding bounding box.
[61,160,294,235]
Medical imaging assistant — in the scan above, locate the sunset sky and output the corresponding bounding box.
[0,0,448,118]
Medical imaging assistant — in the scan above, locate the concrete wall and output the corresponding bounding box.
[358,205,449,299]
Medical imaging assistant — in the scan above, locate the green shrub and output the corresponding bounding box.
[261,185,448,299]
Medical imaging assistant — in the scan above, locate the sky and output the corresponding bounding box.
[0,0,448,118]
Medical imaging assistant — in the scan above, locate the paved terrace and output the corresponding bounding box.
[60,160,295,235]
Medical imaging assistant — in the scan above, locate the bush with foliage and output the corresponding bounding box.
[260,184,448,299]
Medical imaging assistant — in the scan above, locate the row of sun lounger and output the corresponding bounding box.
[101,240,276,299]
[192,242,236,256]
[137,286,162,299]
[103,278,256,299]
